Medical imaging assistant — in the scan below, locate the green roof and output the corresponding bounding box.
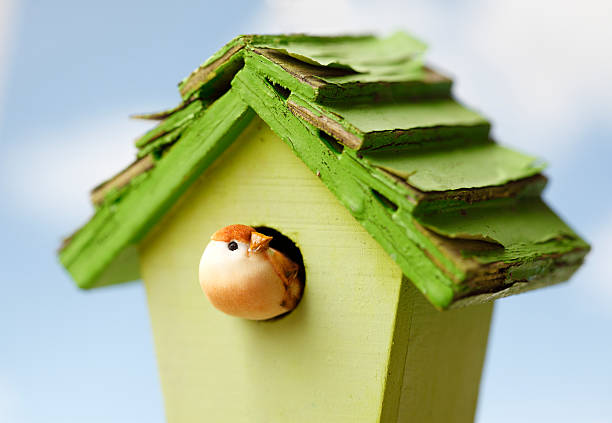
[59,33,589,309]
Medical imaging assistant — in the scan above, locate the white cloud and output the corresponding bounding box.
[466,0,612,160]
[0,113,154,228]
[249,0,612,163]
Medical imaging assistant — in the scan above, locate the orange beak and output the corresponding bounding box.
[250,232,273,253]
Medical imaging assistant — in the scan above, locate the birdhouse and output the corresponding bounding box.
[59,33,589,422]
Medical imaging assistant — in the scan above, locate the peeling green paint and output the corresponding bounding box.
[60,91,254,288]
[287,93,490,150]
[256,32,426,72]
[364,143,544,191]
[180,33,449,104]
[58,32,589,309]
[417,198,588,264]
[135,99,205,152]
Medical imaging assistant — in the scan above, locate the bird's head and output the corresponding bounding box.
[199,225,273,278]
[209,224,273,255]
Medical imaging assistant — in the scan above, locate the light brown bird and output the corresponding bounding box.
[199,224,303,320]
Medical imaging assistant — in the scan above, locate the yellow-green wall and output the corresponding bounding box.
[140,117,492,422]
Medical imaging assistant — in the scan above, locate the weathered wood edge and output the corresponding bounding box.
[287,98,363,149]
[249,47,453,104]
[180,34,451,106]
[449,258,584,309]
[134,100,204,150]
[179,37,246,99]
[59,91,255,288]
[285,91,490,152]
[90,155,155,206]
[231,65,589,309]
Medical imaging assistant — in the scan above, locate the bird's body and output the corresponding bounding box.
[199,224,303,320]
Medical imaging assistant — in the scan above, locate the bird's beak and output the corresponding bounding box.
[250,232,273,253]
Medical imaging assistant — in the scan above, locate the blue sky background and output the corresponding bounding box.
[0,1,610,422]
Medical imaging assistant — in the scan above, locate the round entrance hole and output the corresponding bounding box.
[254,226,306,320]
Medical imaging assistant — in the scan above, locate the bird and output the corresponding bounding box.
[198,224,304,320]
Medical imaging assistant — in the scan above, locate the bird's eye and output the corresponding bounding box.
[228,241,238,251]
